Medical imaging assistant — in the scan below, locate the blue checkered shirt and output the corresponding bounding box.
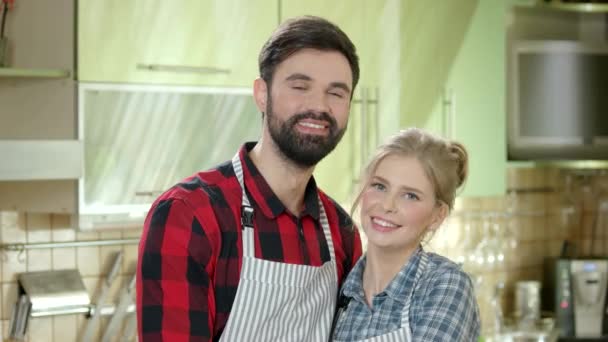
[332,248,480,341]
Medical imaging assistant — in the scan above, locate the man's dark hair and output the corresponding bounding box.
[258,15,360,95]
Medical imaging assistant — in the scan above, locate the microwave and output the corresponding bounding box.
[508,40,608,161]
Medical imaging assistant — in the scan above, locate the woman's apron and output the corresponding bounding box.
[219,153,338,341]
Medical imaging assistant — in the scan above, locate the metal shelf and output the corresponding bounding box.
[0,67,71,79]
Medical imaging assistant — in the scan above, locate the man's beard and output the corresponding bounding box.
[265,95,347,168]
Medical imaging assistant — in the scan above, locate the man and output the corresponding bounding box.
[137,16,362,341]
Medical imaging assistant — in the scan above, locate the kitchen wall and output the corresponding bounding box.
[428,166,608,335]
[0,216,139,341]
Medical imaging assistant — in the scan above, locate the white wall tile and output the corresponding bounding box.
[77,246,100,277]
[28,316,54,342]
[26,249,52,272]
[1,212,27,243]
[100,230,122,240]
[76,230,99,241]
[53,315,77,342]
[25,213,52,243]
[51,225,75,243]
[2,251,27,282]
[122,228,143,238]
[52,247,76,270]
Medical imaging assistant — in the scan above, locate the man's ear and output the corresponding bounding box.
[429,202,449,232]
[253,77,268,113]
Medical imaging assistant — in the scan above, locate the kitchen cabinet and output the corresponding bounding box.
[280,0,401,207]
[401,1,507,198]
[78,0,277,87]
[0,0,81,214]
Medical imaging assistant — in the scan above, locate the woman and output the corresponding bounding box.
[332,128,480,341]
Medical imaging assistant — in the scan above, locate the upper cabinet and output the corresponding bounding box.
[0,0,80,213]
[78,0,277,87]
[401,1,507,198]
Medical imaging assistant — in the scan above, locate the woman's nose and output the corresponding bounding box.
[381,194,397,213]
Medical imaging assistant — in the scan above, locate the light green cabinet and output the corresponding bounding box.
[401,1,506,198]
[78,0,277,86]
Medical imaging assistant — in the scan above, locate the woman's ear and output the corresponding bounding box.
[428,202,449,232]
[253,77,268,113]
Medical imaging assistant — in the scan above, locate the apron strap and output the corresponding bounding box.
[232,152,255,258]
[401,250,429,339]
[317,196,336,263]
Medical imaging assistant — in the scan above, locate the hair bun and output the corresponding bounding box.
[448,141,469,188]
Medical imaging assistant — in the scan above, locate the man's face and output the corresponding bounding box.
[256,48,353,168]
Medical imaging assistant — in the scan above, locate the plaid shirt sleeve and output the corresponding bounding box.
[412,266,480,342]
[137,198,214,342]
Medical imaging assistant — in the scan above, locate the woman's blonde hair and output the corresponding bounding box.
[352,128,468,213]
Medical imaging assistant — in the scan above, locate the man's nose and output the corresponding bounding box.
[305,90,331,114]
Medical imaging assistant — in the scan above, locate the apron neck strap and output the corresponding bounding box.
[401,250,428,331]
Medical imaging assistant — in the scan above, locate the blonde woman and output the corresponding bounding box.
[332,128,480,341]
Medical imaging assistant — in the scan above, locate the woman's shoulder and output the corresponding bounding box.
[422,252,473,286]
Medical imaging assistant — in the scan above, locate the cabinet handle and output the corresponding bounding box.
[134,190,164,197]
[442,87,456,139]
[360,87,369,171]
[136,63,231,75]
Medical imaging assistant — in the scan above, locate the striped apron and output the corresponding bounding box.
[219,153,338,342]
[333,252,428,342]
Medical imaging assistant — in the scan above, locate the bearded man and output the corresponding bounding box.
[137,15,363,342]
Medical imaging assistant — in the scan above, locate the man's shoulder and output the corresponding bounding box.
[155,160,238,207]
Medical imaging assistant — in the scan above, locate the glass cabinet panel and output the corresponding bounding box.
[78,83,261,229]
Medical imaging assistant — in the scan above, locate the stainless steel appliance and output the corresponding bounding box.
[508,40,608,161]
[543,258,608,339]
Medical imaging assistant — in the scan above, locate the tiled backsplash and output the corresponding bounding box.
[1,167,608,340]
[429,166,608,335]
[0,213,139,341]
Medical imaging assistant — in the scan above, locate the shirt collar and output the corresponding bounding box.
[238,142,320,220]
[341,254,367,303]
[341,247,424,305]
[383,247,423,304]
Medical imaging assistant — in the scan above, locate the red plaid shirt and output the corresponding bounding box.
[137,143,362,341]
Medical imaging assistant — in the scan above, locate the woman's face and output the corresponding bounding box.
[360,154,446,252]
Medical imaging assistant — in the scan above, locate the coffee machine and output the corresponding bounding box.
[543,258,608,339]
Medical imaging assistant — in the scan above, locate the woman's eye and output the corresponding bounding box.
[403,192,420,201]
[370,182,385,191]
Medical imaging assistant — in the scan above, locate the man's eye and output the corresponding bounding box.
[292,85,307,90]
[329,91,344,98]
